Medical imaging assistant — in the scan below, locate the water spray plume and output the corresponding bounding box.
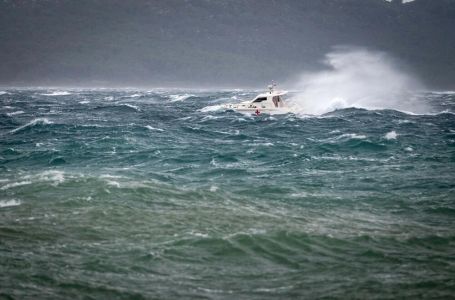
[289,47,428,115]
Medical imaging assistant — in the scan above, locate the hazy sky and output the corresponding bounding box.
[0,0,454,88]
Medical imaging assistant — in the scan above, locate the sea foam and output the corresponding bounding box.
[1,181,32,190]
[0,199,21,208]
[385,131,398,140]
[7,111,25,116]
[145,125,164,131]
[120,103,140,111]
[41,91,71,96]
[10,118,53,133]
[169,94,194,102]
[200,105,223,112]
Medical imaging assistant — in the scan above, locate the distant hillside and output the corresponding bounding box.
[0,0,454,88]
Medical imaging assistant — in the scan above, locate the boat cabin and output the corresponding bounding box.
[252,92,286,108]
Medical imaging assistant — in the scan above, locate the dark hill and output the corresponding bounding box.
[0,0,454,88]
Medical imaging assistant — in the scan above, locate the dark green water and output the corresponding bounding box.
[1,89,454,299]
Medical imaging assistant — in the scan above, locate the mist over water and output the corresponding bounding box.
[289,48,428,115]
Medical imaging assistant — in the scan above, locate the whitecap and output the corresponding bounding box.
[100,174,124,179]
[106,180,120,188]
[121,103,140,111]
[79,100,90,104]
[236,117,251,122]
[397,119,414,124]
[311,155,343,161]
[169,94,194,102]
[200,115,222,122]
[145,125,164,132]
[430,90,455,95]
[41,91,71,96]
[1,181,32,190]
[0,91,9,95]
[311,155,384,162]
[200,105,223,112]
[10,118,53,133]
[6,111,24,116]
[0,199,21,208]
[385,130,398,140]
[189,231,209,238]
[224,228,267,239]
[436,110,455,115]
[248,142,274,147]
[38,170,65,185]
[254,286,294,293]
[336,133,367,140]
[196,287,233,294]
[127,93,142,98]
[395,109,454,116]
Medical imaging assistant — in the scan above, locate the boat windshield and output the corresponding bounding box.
[253,97,267,103]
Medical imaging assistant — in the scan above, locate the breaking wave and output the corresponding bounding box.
[288,47,429,115]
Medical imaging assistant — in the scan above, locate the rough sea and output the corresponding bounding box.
[1,88,454,299]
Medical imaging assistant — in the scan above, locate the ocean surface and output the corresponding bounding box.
[1,88,454,299]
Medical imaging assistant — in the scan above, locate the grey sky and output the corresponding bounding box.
[0,0,454,88]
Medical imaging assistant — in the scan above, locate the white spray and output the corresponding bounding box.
[288,47,428,115]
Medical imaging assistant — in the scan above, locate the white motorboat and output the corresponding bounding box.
[223,84,290,115]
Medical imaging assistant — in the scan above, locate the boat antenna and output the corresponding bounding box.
[268,81,276,94]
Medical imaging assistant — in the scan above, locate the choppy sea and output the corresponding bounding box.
[1,88,454,299]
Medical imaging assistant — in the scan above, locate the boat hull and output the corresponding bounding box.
[223,105,291,114]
